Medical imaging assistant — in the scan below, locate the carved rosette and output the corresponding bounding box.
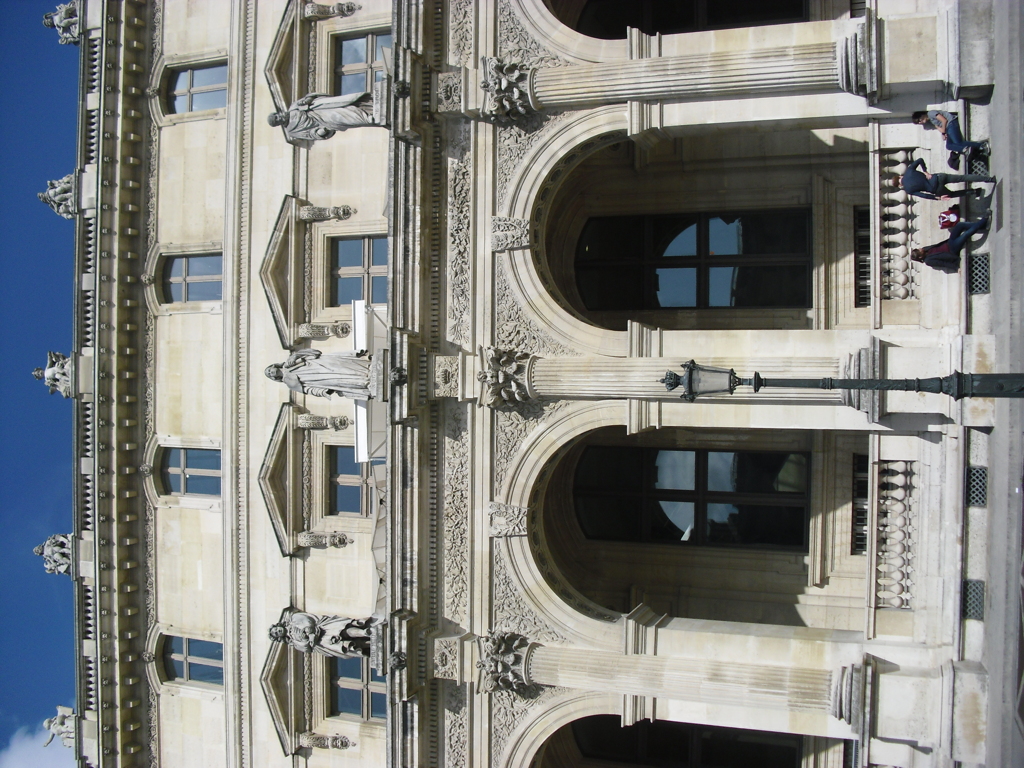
[477,631,534,694]
[436,71,463,113]
[295,413,350,430]
[302,2,361,20]
[296,530,352,548]
[296,322,351,339]
[298,205,356,222]
[488,502,528,537]
[297,732,355,749]
[481,57,534,123]
[477,346,534,409]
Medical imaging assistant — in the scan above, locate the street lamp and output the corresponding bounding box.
[661,360,1024,401]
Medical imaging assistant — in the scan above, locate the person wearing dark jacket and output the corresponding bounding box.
[910,217,989,273]
[895,158,995,200]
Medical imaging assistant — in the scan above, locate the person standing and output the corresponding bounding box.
[912,110,988,169]
[894,157,995,201]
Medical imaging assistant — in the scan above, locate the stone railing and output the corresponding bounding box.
[873,460,915,610]
[876,150,919,301]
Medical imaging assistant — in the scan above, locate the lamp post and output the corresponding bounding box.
[660,360,1024,401]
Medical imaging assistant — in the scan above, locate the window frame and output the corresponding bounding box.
[328,235,389,310]
[161,253,224,305]
[147,51,229,127]
[327,444,385,518]
[166,63,229,115]
[159,447,223,499]
[327,655,387,723]
[161,635,225,689]
[144,241,225,316]
[332,30,392,97]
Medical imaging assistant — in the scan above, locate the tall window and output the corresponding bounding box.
[575,210,811,312]
[330,237,388,307]
[574,446,809,549]
[571,715,802,768]
[163,636,224,687]
[161,448,222,497]
[162,254,223,303]
[330,656,386,721]
[572,0,808,40]
[327,447,385,516]
[334,32,392,96]
[167,64,228,113]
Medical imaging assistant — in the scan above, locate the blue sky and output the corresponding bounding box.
[0,1,80,764]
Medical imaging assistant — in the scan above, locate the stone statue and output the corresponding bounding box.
[43,2,80,45]
[265,348,374,400]
[34,534,73,575]
[33,351,74,398]
[269,609,377,658]
[42,706,76,748]
[38,174,77,219]
[267,92,376,143]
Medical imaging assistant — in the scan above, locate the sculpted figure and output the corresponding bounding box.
[38,174,77,219]
[265,348,373,400]
[43,706,76,748]
[43,2,80,45]
[269,610,377,658]
[33,351,73,398]
[34,534,73,575]
[267,92,375,142]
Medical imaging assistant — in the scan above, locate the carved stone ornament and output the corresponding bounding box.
[481,57,534,123]
[38,173,77,219]
[32,351,73,398]
[42,706,76,748]
[477,631,533,694]
[296,530,352,548]
[298,732,355,749]
[295,413,350,430]
[491,217,531,251]
[43,2,80,45]
[34,534,73,575]
[298,205,356,222]
[296,322,352,339]
[268,93,377,144]
[140,273,156,285]
[265,348,375,400]
[477,346,533,409]
[138,463,154,477]
[269,608,379,658]
[303,2,361,20]
[488,502,528,537]
[389,651,407,671]
[436,71,463,113]
[140,650,156,663]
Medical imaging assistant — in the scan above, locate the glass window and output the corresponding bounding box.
[334,31,390,96]
[575,210,811,313]
[167,64,228,114]
[163,636,224,687]
[161,448,222,497]
[574,446,809,550]
[330,655,386,721]
[330,237,388,307]
[574,0,808,40]
[328,446,379,516]
[162,254,222,303]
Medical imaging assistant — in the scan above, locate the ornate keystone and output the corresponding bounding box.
[296,322,351,339]
[38,173,77,219]
[480,57,534,123]
[296,530,352,548]
[303,2,361,20]
[34,534,73,575]
[295,414,350,430]
[477,346,533,409]
[477,631,533,693]
[43,2,79,45]
[298,205,356,222]
[298,732,355,749]
[32,351,73,398]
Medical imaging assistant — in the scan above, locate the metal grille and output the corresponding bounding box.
[969,153,989,176]
[966,466,988,507]
[851,454,869,554]
[969,253,990,294]
[853,207,872,307]
[850,0,867,17]
[962,579,985,620]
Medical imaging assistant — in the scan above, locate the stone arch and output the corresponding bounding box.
[507,0,630,64]
[498,691,619,768]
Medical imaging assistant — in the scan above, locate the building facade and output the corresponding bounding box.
[37,0,1020,767]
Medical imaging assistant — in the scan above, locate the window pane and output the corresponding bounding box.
[335,239,364,268]
[164,471,182,494]
[374,34,392,61]
[653,450,695,490]
[708,264,809,308]
[341,37,367,65]
[577,266,643,311]
[171,70,191,92]
[332,446,360,477]
[576,216,644,263]
[654,267,697,308]
[188,640,223,660]
[371,276,388,305]
[168,258,184,278]
[374,69,385,83]
[192,64,228,88]
[167,636,185,655]
[186,449,221,470]
[333,656,363,680]
[370,666,387,683]
[573,715,640,760]
[332,686,363,716]
[575,446,642,491]
[371,238,389,266]
[711,452,808,495]
[187,280,222,301]
[171,94,189,114]
[331,484,362,514]
[167,282,184,303]
[708,216,742,255]
[190,89,227,111]
[575,495,641,541]
[185,474,221,497]
[706,504,805,547]
[165,448,182,469]
[700,727,802,768]
[333,276,363,306]
[706,0,807,28]
[167,658,186,680]
[650,500,695,543]
[370,692,388,719]
[656,217,698,257]
[340,73,367,96]
[188,662,224,685]
[188,255,222,276]
[707,452,738,492]
[646,720,694,762]
[732,211,808,254]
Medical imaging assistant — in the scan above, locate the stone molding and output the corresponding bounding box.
[297,731,355,749]
[302,2,361,20]
[295,530,352,548]
[298,204,356,222]
[295,413,350,430]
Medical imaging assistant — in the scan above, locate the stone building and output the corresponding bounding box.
[39,0,1018,767]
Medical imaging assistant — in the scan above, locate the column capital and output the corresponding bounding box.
[476,631,536,694]
[480,57,537,123]
[477,346,535,409]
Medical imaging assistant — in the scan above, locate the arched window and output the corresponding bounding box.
[160,448,222,497]
[162,635,224,687]
[166,63,228,114]
[161,254,223,303]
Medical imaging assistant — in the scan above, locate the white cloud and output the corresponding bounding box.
[0,726,77,768]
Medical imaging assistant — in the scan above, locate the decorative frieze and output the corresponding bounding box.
[38,173,77,219]
[491,216,531,251]
[295,413,350,430]
[298,205,356,222]
[488,502,527,537]
[302,2,361,20]
[297,732,355,749]
[296,530,352,548]
[35,534,73,575]
[295,322,351,339]
[477,631,533,693]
